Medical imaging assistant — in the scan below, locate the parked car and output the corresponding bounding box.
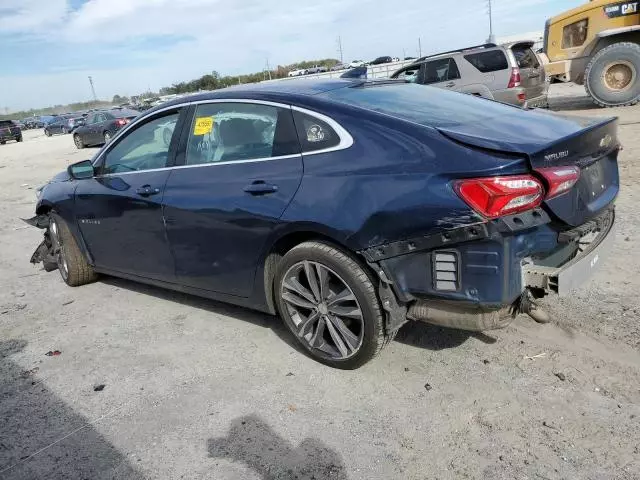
[0,120,22,144]
[306,65,328,74]
[27,79,618,369]
[404,56,416,60]
[370,56,393,65]
[331,63,348,71]
[72,109,139,148]
[23,117,41,129]
[44,115,85,136]
[288,69,306,77]
[349,60,365,68]
[340,66,368,79]
[391,42,548,108]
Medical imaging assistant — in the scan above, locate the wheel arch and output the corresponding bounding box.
[258,225,362,315]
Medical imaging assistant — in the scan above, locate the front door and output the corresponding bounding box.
[74,109,183,282]
[421,57,462,92]
[162,101,303,297]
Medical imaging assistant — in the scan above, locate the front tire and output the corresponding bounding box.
[49,214,97,287]
[74,134,85,149]
[16,136,22,142]
[103,131,112,143]
[585,42,640,107]
[45,129,51,137]
[274,241,389,369]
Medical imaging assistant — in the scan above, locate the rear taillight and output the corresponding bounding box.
[454,175,544,219]
[115,119,127,126]
[517,92,526,103]
[507,67,521,88]
[536,166,580,199]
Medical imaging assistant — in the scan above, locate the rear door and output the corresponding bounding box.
[510,42,546,100]
[162,101,303,297]
[421,57,462,91]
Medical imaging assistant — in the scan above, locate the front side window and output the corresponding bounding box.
[102,112,180,174]
[392,66,420,83]
[464,50,509,73]
[185,103,299,165]
[562,19,588,49]
[423,58,461,84]
[85,114,95,125]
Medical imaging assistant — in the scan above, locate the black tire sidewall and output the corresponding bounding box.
[274,242,384,369]
[586,43,640,106]
[74,135,84,149]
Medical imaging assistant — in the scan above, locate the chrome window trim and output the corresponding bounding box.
[92,97,354,173]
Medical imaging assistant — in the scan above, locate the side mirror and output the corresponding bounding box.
[68,160,95,179]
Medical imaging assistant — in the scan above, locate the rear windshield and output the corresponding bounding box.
[321,83,519,128]
[464,50,508,72]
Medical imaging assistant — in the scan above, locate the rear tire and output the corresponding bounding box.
[274,241,389,369]
[585,42,640,107]
[45,129,51,137]
[103,131,112,143]
[49,214,97,287]
[16,136,22,142]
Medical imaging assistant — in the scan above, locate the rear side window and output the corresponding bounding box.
[292,110,340,153]
[464,50,508,73]
[185,103,300,165]
[423,58,461,84]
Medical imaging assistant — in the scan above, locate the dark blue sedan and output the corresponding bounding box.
[27,79,619,368]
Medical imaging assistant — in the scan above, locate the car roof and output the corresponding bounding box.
[153,78,365,112]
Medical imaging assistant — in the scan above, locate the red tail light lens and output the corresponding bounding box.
[536,166,580,199]
[507,67,521,88]
[454,175,544,218]
[115,119,127,126]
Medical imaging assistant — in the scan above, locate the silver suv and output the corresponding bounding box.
[391,42,548,108]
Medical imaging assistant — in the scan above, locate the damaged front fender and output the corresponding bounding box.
[22,214,50,229]
[26,214,58,271]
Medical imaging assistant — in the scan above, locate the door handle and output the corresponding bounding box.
[243,181,278,195]
[136,185,160,197]
[445,82,456,88]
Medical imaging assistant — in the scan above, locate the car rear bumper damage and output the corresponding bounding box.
[365,208,616,333]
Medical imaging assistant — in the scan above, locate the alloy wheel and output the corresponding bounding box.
[281,261,364,360]
[49,219,69,281]
[104,132,112,143]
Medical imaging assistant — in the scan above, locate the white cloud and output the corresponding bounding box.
[0,0,68,33]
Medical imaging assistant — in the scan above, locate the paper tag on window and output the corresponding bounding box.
[193,117,214,136]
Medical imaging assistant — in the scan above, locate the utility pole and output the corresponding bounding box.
[486,0,495,43]
[418,37,422,58]
[337,36,344,63]
[88,76,97,102]
[265,58,272,80]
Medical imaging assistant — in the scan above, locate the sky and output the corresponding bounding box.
[0,0,582,112]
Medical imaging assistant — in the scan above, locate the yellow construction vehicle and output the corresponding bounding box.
[542,0,639,107]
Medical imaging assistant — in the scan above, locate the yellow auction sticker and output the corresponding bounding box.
[193,117,214,135]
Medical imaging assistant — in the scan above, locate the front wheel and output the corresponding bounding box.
[48,214,97,287]
[103,131,112,143]
[45,129,51,137]
[74,134,85,149]
[585,42,640,107]
[274,241,389,369]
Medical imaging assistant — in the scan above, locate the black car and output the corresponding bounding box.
[0,120,22,144]
[370,56,392,65]
[44,115,84,136]
[72,109,139,148]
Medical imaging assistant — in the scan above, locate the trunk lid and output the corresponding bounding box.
[438,110,619,227]
[509,42,547,100]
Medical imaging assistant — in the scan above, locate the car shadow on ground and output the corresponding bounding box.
[99,276,305,353]
[207,414,349,479]
[395,321,497,350]
[548,95,599,112]
[0,339,144,480]
[100,276,496,354]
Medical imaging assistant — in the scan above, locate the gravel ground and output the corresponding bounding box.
[1,84,639,479]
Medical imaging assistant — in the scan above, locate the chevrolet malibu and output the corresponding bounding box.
[27,79,618,369]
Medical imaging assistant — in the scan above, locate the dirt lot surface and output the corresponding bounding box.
[1,84,639,479]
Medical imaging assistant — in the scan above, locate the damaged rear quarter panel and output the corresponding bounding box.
[280,103,529,251]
